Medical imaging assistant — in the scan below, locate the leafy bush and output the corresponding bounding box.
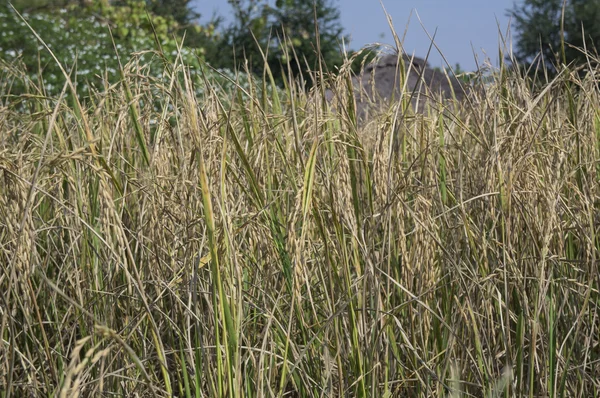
[1,3,173,92]
[1,2,269,111]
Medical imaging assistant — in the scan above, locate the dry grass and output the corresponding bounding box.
[1,37,599,397]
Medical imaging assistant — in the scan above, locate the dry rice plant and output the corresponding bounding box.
[0,29,599,398]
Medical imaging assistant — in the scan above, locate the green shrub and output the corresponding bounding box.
[0,1,265,106]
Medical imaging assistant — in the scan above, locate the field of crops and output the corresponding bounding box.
[1,41,599,397]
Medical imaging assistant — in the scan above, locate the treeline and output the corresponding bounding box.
[2,0,369,97]
[2,0,600,97]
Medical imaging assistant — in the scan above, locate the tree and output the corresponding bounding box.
[0,1,201,96]
[509,0,600,69]
[209,0,349,87]
[144,0,199,25]
[141,0,223,57]
[1,0,260,104]
[269,0,347,84]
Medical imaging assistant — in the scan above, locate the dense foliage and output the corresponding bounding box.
[0,1,260,100]
[0,0,371,96]
[207,0,351,86]
[0,1,197,94]
[508,0,600,69]
[144,0,199,25]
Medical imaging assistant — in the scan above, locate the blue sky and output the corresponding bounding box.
[192,0,516,71]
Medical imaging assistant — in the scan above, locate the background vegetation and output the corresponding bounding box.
[509,0,600,71]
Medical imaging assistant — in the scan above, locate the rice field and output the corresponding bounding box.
[1,36,599,397]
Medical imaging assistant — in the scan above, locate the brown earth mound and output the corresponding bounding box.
[327,52,467,120]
